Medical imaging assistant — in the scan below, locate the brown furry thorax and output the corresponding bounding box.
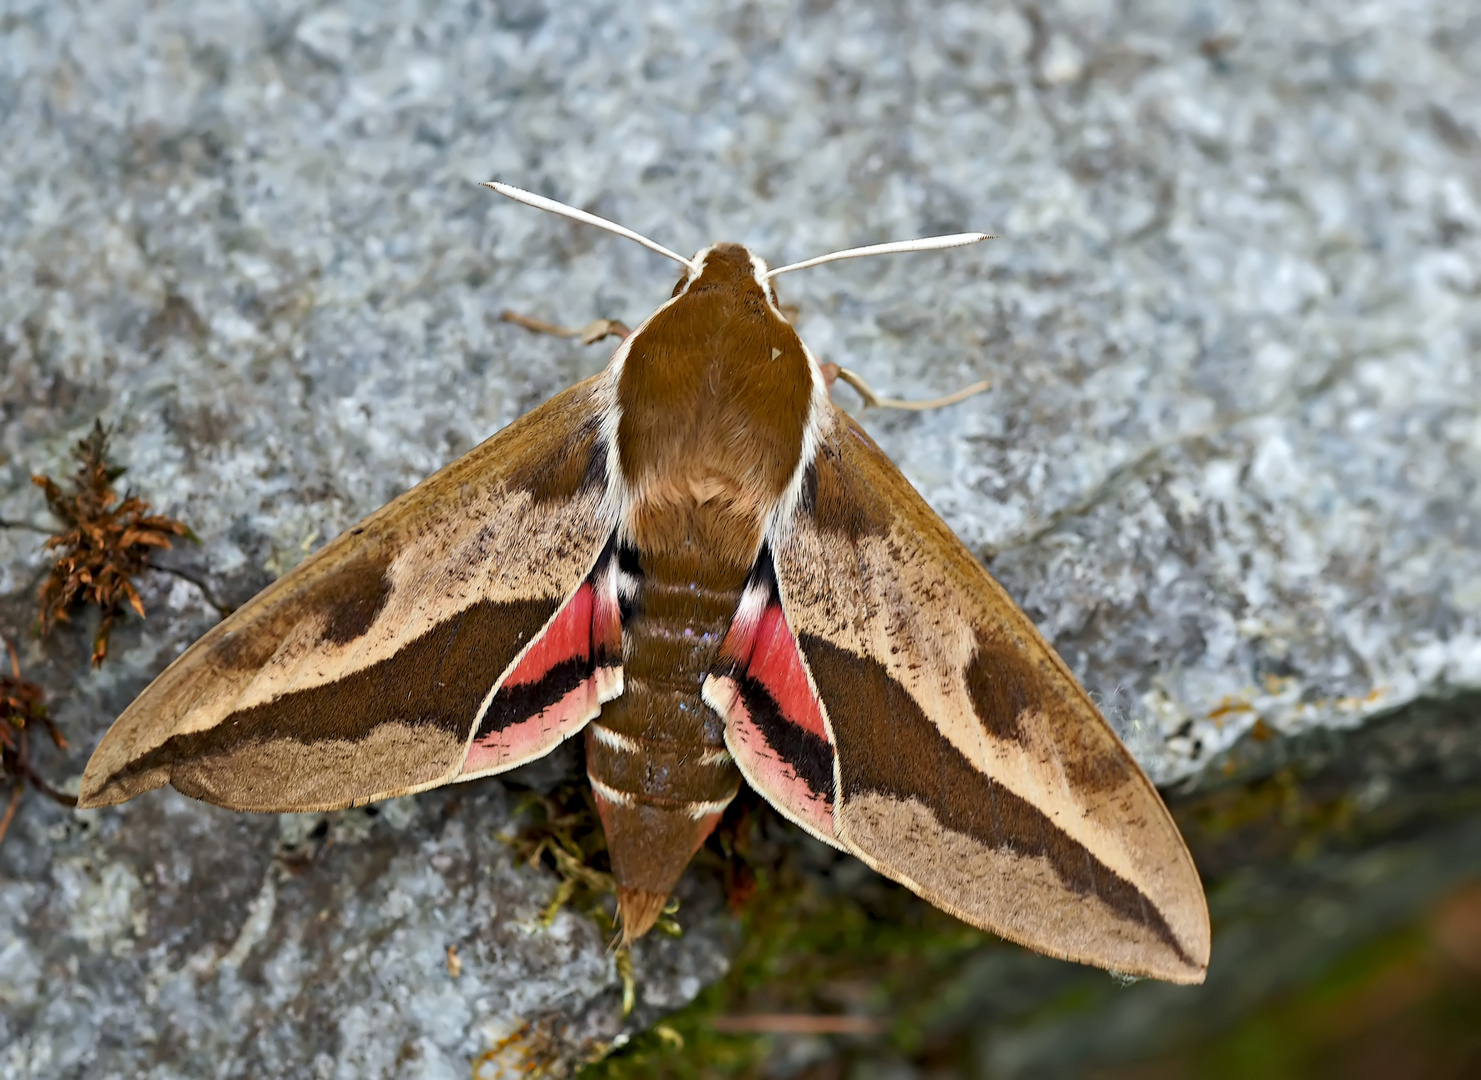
[615,242,813,568]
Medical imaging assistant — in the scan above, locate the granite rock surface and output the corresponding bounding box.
[1,0,1477,1075]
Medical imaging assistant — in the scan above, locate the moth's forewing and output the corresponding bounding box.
[78,376,618,812]
[743,408,1210,984]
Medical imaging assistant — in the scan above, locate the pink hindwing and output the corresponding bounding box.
[704,550,840,846]
[461,540,622,776]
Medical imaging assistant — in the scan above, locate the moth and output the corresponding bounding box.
[79,184,1210,984]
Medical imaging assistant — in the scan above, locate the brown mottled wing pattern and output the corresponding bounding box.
[771,407,1211,984]
[79,376,615,813]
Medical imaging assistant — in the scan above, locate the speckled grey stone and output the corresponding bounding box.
[2,0,1478,1075]
[0,750,733,1078]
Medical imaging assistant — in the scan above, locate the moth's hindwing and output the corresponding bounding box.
[460,538,623,778]
[765,407,1211,985]
[78,375,618,813]
[704,549,841,847]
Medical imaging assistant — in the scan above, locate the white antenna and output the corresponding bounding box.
[484,182,696,272]
[763,232,993,280]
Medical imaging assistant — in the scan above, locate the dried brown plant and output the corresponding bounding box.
[1,637,74,848]
[34,421,194,666]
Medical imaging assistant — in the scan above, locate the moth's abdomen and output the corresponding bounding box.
[586,548,745,939]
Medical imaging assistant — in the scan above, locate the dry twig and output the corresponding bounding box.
[709,1013,886,1035]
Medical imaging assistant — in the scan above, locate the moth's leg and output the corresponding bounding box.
[500,311,632,344]
[786,301,985,412]
[820,362,990,412]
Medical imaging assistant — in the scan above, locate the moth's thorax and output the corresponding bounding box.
[612,243,815,566]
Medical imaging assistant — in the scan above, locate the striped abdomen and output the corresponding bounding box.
[584,543,746,938]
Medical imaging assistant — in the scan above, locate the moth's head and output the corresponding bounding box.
[670,242,783,309]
